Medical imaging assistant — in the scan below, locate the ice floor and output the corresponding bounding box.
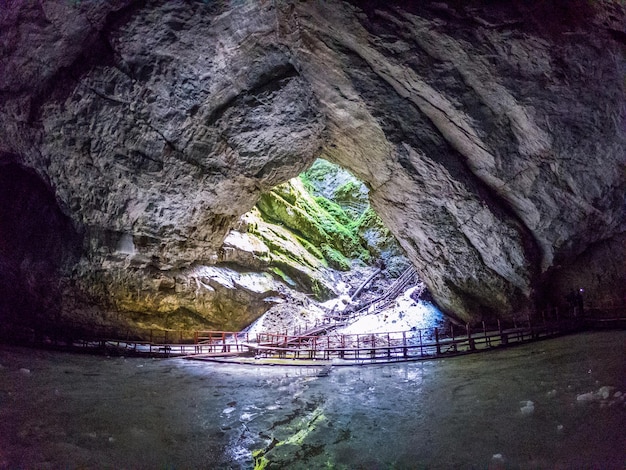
[1,331,625,469]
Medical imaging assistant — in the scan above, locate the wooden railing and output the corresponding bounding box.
[247,317,585,363]
[1,320,252,357]
[3,301,624,361]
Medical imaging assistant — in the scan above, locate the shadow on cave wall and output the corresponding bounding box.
[0,162,82,331]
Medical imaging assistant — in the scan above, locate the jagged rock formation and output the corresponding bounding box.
[0,0,625,329]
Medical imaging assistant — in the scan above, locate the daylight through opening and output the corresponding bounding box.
[236,158,448,338]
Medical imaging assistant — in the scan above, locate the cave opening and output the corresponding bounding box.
[0,162,81,335]
[236,157,448,336]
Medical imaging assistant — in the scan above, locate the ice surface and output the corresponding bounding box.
[2,331,624,469]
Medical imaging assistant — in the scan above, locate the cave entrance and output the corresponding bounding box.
[233,158,448,336]
[0,162,81,333]
[256,158,410,276]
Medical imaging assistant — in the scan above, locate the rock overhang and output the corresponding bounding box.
[0,0,625,328]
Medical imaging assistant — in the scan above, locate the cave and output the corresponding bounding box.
[0,0,625,468]
[0,162,81,335]
[1,0,624,332]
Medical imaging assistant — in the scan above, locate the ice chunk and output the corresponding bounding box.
[222,407,236,415]
[614,391,623,398]
[520,400,535,415]
[546,389,557,398]
[597,386,615,400]
[240,412,255,421]
[577,387,616,403]
[557,424,564,432]
[19,368,30,375]
[576,392,595,402]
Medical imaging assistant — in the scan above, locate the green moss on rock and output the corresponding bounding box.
[320,244,351,271]
[257,179,367,270]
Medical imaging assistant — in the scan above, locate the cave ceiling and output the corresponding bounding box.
[0,0,625,327]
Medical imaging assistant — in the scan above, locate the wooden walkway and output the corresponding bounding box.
[5,304,625,365]
[236,318,583,365]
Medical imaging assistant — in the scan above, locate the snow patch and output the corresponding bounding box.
[336,299,444,336]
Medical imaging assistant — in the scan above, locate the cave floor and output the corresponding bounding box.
[1,331,625,469]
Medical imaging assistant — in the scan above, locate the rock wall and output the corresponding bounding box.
[0,0,624,328]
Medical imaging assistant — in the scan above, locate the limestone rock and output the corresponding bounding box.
[302,159,369,219]
[0,0,624,329]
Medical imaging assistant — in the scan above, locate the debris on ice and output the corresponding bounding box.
[240,412,255,421]
[576,392,595,402]
[576,386,617,403]
[598,386,615,400]
[520,400,535,415]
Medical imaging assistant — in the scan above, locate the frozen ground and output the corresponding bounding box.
[1,331,625,469]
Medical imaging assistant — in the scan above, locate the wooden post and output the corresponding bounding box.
[419,329,423,356]
[483,321,488,347]
[466,323,475,351]
[403,331,408,358]
[527,312,535,339]
[340,335,344,359]
[435,328,441,355]
[498,319,508,345]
